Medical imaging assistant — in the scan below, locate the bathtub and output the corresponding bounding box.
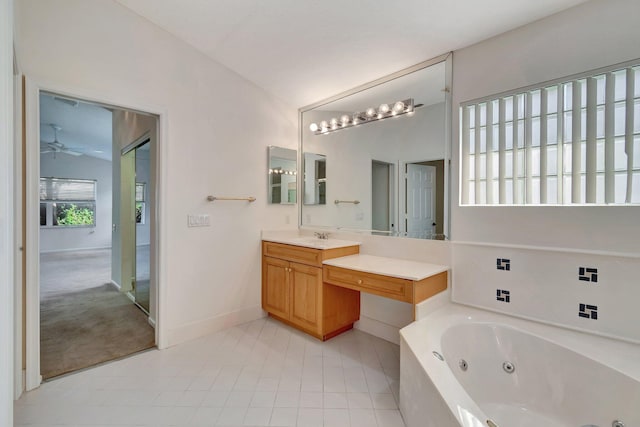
[399,304,640,427]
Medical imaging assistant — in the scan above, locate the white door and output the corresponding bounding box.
[406,163,436,239]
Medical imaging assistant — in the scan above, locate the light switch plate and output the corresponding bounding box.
[188,214,210,227]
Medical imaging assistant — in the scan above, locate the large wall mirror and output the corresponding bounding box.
[299,53,452,239]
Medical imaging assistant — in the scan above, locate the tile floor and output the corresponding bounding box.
[15,317,406,427]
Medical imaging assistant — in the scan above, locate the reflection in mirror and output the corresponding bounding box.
[300,54,451,239]
[303,152,326,205]
[268,146,297,204]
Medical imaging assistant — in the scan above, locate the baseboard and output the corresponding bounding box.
[109,280,121,291]
[148,317,156,328]
[167,305,266,347]
[355,316,401,345]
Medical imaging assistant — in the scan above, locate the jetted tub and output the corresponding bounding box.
[399,304,640,427]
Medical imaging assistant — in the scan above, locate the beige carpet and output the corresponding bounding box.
[40,249,155,380]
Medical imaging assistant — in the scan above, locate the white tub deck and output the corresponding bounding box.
[399,304,640,427]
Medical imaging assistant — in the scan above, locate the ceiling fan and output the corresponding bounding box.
[40,124,83,156]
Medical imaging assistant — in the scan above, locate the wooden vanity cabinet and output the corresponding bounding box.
[262,241,360,340]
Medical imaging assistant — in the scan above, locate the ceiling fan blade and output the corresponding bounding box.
[63,149,83,156]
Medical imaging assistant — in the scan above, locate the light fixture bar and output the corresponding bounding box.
[309,98,415,135]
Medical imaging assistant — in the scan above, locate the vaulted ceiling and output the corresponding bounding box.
[40,0,591,162]
[115,0,589,107]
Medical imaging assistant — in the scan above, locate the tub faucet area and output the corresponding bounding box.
[314,232,330,240]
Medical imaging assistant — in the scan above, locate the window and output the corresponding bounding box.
[460,61,640,205]
[40,177,97,227]
[136,182,146,224]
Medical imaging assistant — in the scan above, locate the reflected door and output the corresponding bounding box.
[134,141,150,313]
[406,163,436,238]
[121,138,151,314]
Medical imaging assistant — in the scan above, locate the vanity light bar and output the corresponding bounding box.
[309,98,415,135]
[269,168,297,175]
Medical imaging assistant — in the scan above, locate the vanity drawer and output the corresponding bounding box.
[263,242,323,266]
[263,241,360,267]
[323,265,412,303]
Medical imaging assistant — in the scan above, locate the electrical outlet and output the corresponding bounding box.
[188,214,210,227]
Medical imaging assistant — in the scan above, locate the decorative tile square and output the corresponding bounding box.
[579,267,598,283]
[579,303,598,320]
[496,258,511,271]
[496,289,510,303]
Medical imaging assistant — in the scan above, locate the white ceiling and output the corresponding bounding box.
[115,0,589,107]
[40,93,113,161]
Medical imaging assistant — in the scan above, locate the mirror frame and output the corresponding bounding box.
[297,52,453,239]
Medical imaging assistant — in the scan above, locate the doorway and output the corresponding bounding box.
[31,90,158,383]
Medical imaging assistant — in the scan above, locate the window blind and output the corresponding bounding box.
[39,178,96,201]
[461,61,640,205]
[136,183,145,202]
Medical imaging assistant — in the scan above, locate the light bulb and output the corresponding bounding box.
[378,103,390,114]
[309,123,319,132]
[366,107,376,117]
[377,113,383,119]
[340,114,350,125]
[320,120,328,130]
[330,118,338,129]
[392,101,405,113]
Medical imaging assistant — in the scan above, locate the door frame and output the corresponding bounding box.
[23,77,168,390]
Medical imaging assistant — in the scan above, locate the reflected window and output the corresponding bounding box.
[136,182,145,224]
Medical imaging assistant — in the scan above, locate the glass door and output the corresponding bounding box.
[133,141,150,312]
[121,138,151,314]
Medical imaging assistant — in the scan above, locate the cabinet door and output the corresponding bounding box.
[263,256,290,319]
[290,262,322,332]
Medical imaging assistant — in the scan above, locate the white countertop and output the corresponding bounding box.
[262,235,361,250]
[323,254,449,281]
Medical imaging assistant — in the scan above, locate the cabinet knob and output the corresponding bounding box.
[357,279,363,285]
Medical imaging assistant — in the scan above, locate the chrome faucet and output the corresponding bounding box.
[314,232,330,240]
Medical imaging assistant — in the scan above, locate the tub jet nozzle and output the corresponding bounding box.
[502,361,515,373]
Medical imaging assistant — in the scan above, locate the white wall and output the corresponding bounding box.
[450,0,640,340]
[1,0,15,421]
[15,0,297,347]
[39,153,112,252]
[451,0,640,252]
